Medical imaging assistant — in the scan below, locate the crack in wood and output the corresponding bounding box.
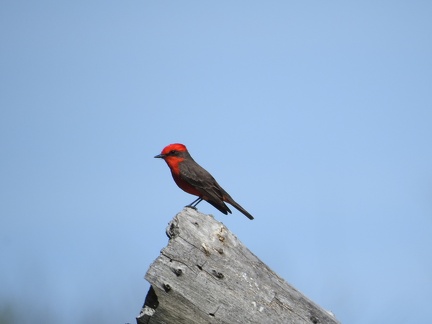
[201,242,211,256]
[176,234,210,255]
[160,252,194,271]
[208,305,220,317]
[211,270,224,279]
[162,283,171,292]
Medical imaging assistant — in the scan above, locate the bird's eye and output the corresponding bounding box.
[169,150,176,155]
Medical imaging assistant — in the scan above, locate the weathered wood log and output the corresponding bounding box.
[137,208,339,324]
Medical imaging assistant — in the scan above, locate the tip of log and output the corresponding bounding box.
[137,208,339,324]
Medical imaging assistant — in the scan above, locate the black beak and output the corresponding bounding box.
[154,154,165,159]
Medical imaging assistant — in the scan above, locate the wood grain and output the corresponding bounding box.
[137,208,339,324]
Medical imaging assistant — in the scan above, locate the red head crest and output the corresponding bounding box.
[154,143,190,174]
[160,143,188,155]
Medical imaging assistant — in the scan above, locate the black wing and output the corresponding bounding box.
[179,160,232,214]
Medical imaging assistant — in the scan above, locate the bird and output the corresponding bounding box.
[154,143,254,220]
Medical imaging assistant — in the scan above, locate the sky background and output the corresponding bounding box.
[1,1,431,323]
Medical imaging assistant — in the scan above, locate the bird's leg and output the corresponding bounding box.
[185,197,203,210]
[191,198,203,207]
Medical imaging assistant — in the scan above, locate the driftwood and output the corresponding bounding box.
[137,208,339,324]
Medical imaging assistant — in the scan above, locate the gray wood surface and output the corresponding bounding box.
[137,208,339,324]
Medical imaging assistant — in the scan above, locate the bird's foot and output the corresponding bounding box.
[185,205,197,210]
[185,197,202,210]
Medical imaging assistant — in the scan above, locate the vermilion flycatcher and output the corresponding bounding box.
[155,143,254,220]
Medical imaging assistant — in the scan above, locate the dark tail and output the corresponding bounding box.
[224,195,254,220]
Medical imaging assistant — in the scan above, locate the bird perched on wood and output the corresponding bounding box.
[155,143,254,220]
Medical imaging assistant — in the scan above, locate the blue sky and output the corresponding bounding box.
[1,1,431,323]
